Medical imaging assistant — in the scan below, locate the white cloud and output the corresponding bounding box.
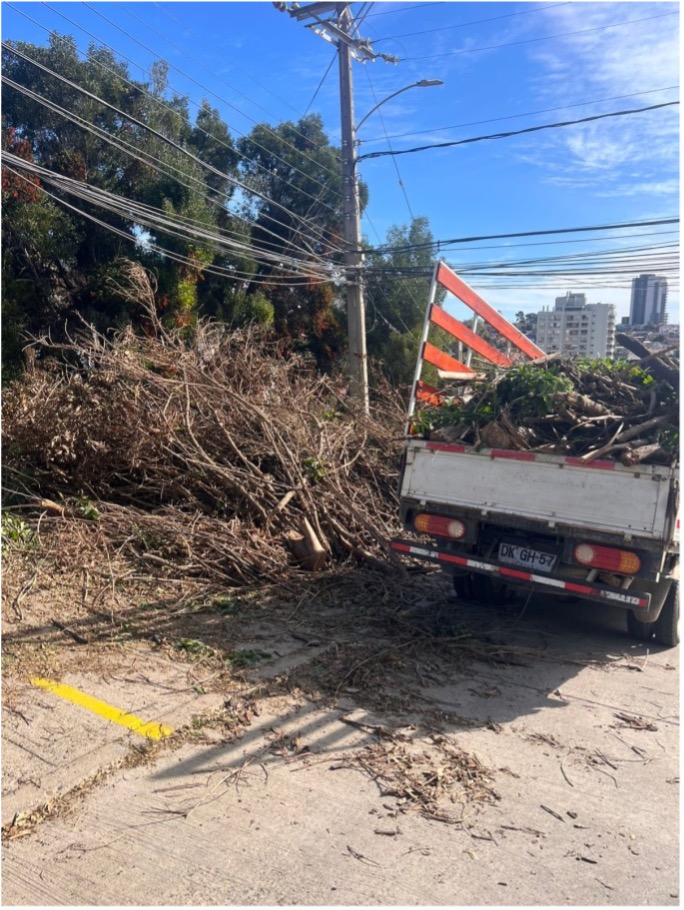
[522,2,680,192]
[595,179,680,198]
[537,2,679,90]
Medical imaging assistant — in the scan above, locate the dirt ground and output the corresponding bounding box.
[1,537,679,906]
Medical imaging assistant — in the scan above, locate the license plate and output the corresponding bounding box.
[498,542,557,573]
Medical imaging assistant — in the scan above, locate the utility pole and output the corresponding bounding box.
[274,2,397,414]
[275,5,442,411]
[336,4,368,413]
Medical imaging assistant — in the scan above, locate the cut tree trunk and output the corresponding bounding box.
[284,517,328,571]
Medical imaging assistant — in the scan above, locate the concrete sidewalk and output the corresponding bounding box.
[2,645,228,827]
[2,600,679,906]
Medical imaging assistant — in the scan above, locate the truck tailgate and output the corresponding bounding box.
[402,441,675,541]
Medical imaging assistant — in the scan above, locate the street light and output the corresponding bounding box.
[340,75,443,413]
[355,80,444,134]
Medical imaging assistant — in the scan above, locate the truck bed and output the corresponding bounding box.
[402,440,677,543]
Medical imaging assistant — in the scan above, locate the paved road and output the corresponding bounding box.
[2,590,679,905]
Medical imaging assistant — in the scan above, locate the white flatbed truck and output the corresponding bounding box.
[390,263,680,647]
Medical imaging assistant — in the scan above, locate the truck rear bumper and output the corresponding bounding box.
[391,539,651,610]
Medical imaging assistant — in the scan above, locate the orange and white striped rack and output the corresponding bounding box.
[407,261,545,435]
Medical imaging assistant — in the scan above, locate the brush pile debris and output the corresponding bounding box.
[2,308,406,587]
[417,337,679,467]
[347,735,497,824]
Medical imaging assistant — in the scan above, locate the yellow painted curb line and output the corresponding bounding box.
[31,678,173,741]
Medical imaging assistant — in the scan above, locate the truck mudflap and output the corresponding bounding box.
[391,539,652,610]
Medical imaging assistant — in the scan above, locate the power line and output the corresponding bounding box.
[357,102,679,162]
[376,2,570,42]
[459,257,681,277]
[3,6,355,291]
[3,73,323,265]
[352,3,442,21]
[3,152,335,280]
[32,0,343,213]
[363,227,679,257]
[350,2,374,36]
[368,218,680,255]
[360,65,433,336]
[365,241,680,273]
[152,1,365,167]
[82,2,342,191]
[4,162,334,286]
[302,52,336,117]
[441,239,681,269]
[360,206,386,262]
[461,250,680,274]
[461,267,680,278]
[1,49,326,264]
[366,258,680,279]
[363,67,415,223]
[442,280,680,292]
[401,10,678,61]
[439,229,679,256]
[366,265,680,285]
[2,41,340,260]
[153,0,303,117]
[5,4,346,235]
[360,85,679,145]
[114,1,341,179]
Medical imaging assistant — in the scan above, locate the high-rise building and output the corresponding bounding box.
[629,274,668,325]
[536,292,616,357]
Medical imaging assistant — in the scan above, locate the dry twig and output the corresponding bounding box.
[2,323,407,588]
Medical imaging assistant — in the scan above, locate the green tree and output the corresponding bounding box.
[236,115,362,367]
[1,123,81,375]
[364,217,441,384]
[514,310,538,340]
[238,115,361,269]
[1,34,239,357]
[190,99,239,207]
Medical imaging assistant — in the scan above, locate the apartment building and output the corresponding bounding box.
[536,292,616,357]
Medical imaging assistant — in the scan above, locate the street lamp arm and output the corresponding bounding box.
[355,79,443,133]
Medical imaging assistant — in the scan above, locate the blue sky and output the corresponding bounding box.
[2,1,679,325]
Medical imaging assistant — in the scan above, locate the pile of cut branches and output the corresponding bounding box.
[416,341,679,466]
[2,306,407,586]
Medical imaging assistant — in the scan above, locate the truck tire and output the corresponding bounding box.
[627,610,656,643]
[472,574,511,605]
[452,573,474,600]
[653,580,679,647]
[627,580,679,648]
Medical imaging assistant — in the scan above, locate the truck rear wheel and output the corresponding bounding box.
[472,574,511,605]
[653,580,679,647]
[627,580,679,648]
[452,573,474,600]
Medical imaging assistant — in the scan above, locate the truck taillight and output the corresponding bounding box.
[574,544,641,575]
[414,513,466,539]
